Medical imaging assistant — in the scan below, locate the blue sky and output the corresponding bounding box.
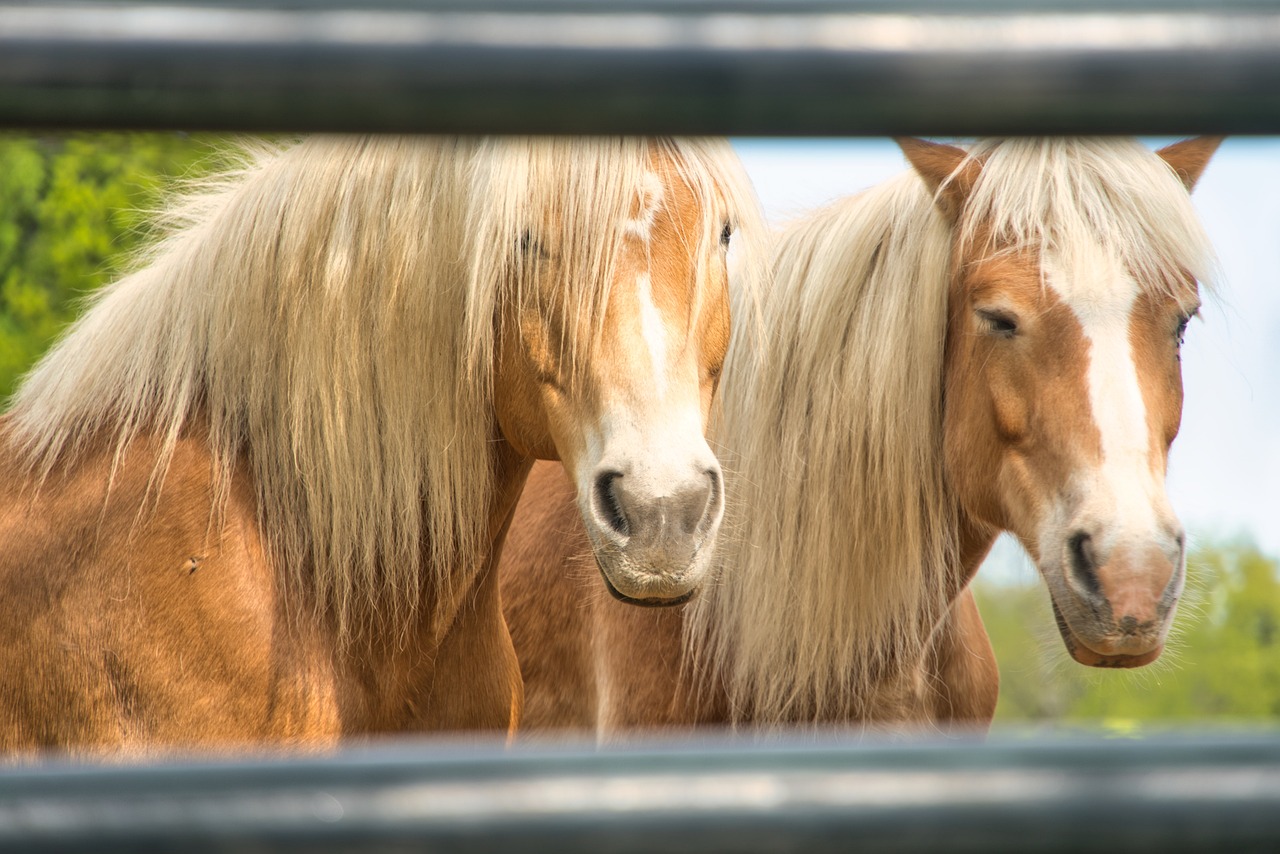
[731,137,1280,577]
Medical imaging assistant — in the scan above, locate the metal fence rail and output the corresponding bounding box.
[3,0,1280,135]
[1,734,1278,853]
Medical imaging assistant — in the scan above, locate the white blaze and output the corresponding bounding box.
[623,171,664,241]
[623,173,671,398]
[636,272,669,399]
[1044,251,1163,551]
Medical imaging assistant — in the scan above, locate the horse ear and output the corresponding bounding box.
[1156,136,1223,191]
[896,137,979,221]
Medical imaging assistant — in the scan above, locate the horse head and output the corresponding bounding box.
[903,136,1220,667]
[493,140,759,606]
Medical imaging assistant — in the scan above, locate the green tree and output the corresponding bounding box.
[0,133,224,400]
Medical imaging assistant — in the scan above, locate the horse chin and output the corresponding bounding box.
[1050,599,1163,669]
[590,546,702,608]
[585,529,711,608]
[596,567,696,608]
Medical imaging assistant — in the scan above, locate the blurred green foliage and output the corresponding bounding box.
[0,133,223,401]
[976,540,1280,727]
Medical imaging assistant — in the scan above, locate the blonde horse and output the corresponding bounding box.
[501,137,1221,736]
[0,136,763,755]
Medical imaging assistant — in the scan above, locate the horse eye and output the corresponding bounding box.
[977,309,1018,337]
[1174,316,1191,356]
[720,222,732,247]
[518,230,549,260]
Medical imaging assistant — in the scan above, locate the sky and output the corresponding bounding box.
[731,137,1280,580]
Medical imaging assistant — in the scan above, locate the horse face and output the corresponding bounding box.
[495,156,731,606]
[902,135,1219,669]
[944,244,1197,667]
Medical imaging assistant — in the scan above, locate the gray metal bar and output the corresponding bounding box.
[2,1,1280,134]
[1,735,1279,852]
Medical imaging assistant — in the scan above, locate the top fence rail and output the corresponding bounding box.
[3,0,1280,134]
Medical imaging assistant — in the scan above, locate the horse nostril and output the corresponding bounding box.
[698,467,723,533]
[593,470,629,537]
[706,467,721,504]
[1068,530,1101,597]
[676,468,721,536]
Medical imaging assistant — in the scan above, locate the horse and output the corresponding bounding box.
[500,137,1222,737]
[0,135,764,756]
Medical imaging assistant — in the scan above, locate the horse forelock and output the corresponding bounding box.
[957,138,1216,301]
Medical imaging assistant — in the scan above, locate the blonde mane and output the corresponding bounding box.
[6,135,759,638]
[691,138,1216,725]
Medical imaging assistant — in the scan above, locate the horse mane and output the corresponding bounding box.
[6,135,761,639]
[691,138,1216,725]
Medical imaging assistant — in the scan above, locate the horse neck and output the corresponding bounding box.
[950,511,1001,600]
[696,391,957,722]
[376,433,533,648]
[691,514,989,728]
[443,436,533,625]
[693,179,958,726]
[331,434,532,732]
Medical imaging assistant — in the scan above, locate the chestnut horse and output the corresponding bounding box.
[501,137,1221,737]
[0,136,763,755]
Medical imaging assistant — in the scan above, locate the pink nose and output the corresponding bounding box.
[1059,528,1185,658]
[1068,530,1183,613]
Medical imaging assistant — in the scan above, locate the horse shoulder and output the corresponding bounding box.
[0,424,339,755]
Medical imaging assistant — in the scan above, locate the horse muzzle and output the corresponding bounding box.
[580,459,724,606]
[1044,530,1185,669]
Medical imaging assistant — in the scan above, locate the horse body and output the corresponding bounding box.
[502,137,1220,738]
[0,136,762,755]
[0,425,529,754]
